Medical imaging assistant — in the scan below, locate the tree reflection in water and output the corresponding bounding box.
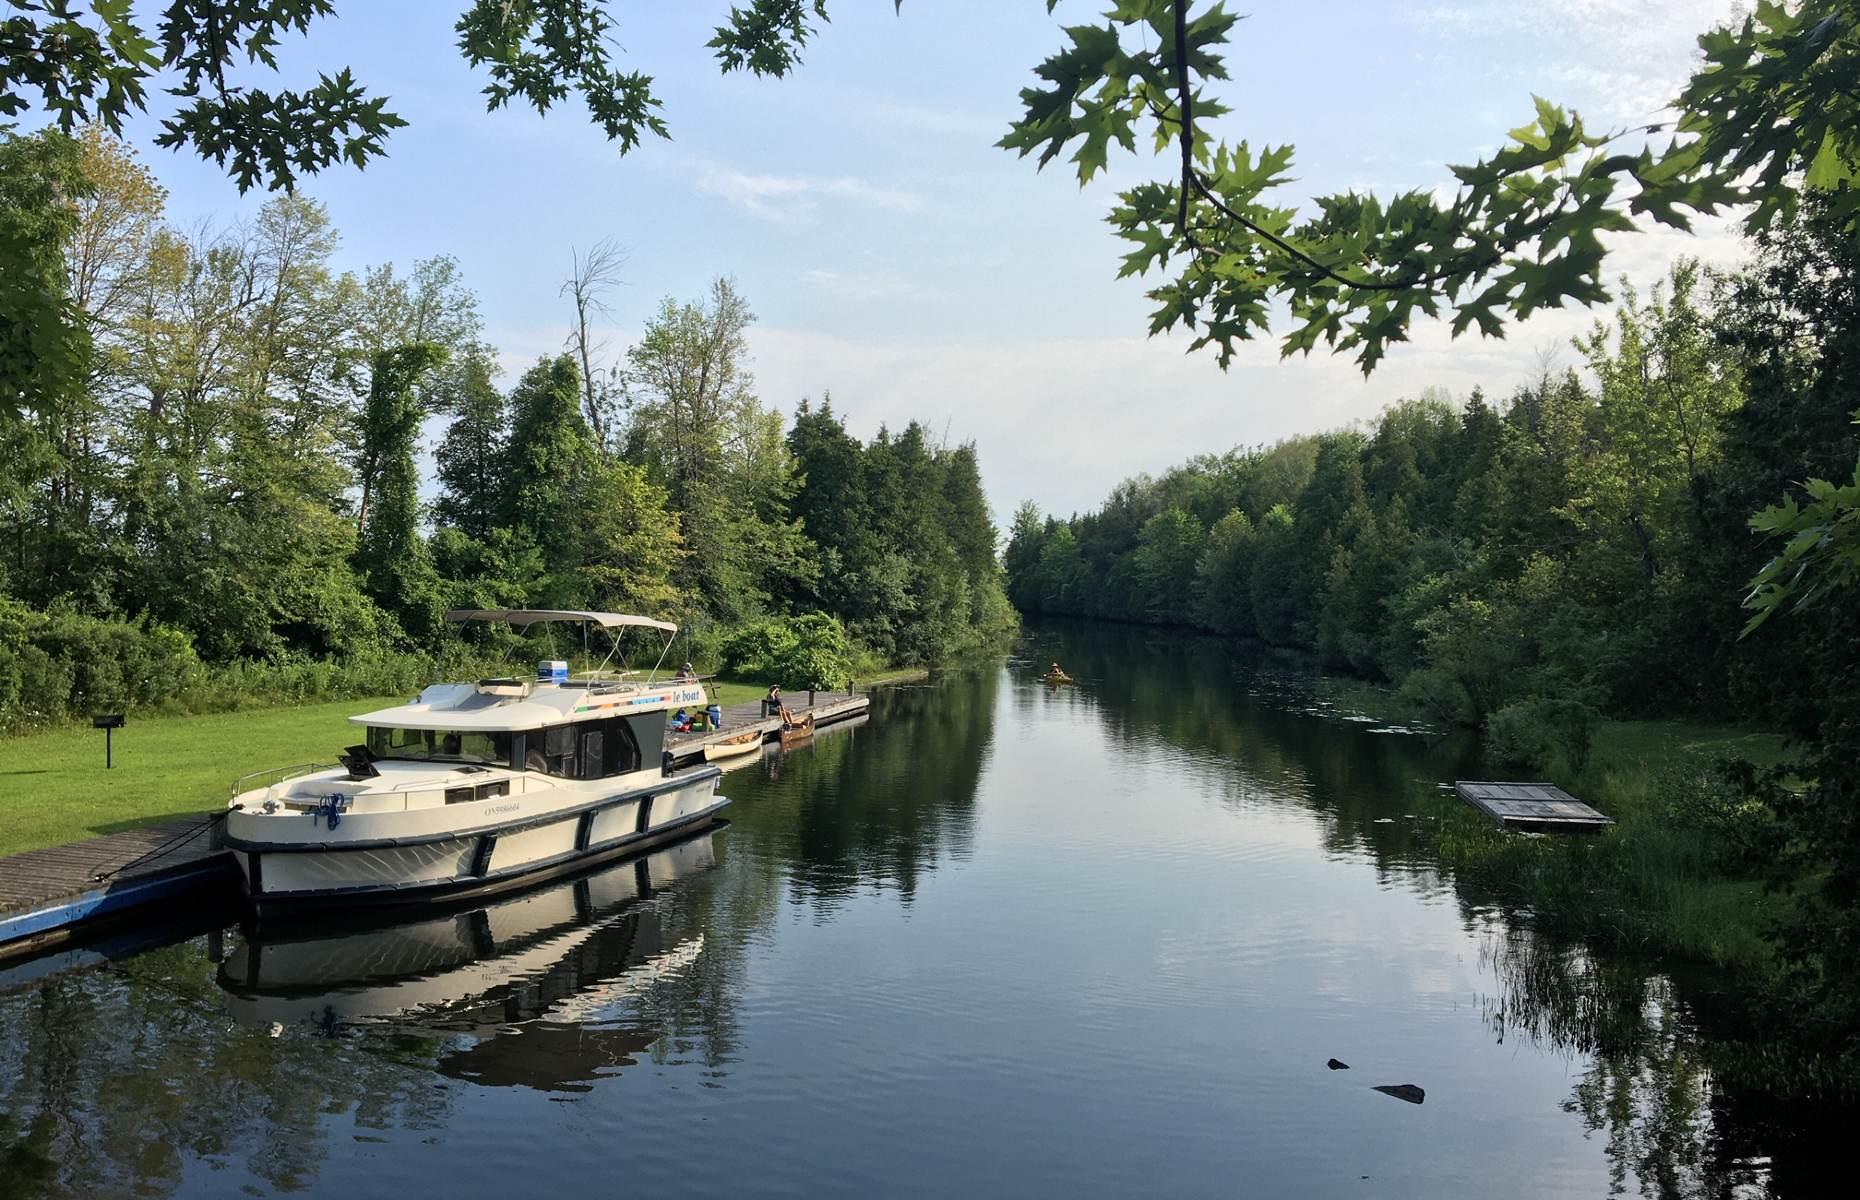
[1022,619,1854,1199]
[5,631,1857,1199]
[1479,933,1752,1198]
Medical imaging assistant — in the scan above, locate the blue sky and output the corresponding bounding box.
[101,1,1744,523]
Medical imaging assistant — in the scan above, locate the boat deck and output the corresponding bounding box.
[666,694,869,763]
[0,818,238,962]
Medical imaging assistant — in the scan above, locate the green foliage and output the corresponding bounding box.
[0,2,404,193]
[787,399,1016,665]
[0,131,1012,736]
[998,249,1815,732]
[1486,698,1600,774]
[0,129,90,538]
[624,278,811,621]
[354,342,447,640]
[0,597,200,732]
[719,612,851,691]
[1002,2,1841,377]
[0,2,864,196]
[1744,448,1860,633]
[432,356,507,539]
[502,354,594,566]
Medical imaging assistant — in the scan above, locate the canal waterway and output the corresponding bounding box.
[0,623,1839,1197]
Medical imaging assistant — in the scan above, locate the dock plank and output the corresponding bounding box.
[666,693,870,762]
[0,817,226,917]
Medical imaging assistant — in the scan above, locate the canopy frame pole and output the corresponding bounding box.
[646,630,674,684]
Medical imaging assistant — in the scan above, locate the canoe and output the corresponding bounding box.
[704,730,763,762]
[1042,672,1074,686]
[779,714,815,744]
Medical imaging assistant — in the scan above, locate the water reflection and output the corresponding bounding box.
[5,631,1856,1199]
[1023,620,1851,1198]
[219,833,720,1091]
[720,674,992,911]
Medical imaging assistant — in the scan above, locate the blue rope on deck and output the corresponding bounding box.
[312,793,353,830]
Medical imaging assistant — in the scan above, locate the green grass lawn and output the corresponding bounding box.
[0,674,890,858]
[0,696,406,858]
[1588,717,1791,772]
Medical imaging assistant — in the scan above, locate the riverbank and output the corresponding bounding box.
[1225,649,1796,973]
[0,672,924,857]
[1413,715,1794,974]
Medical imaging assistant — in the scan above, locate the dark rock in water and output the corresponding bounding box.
[1327,1058,1350,1070]
[1373,1084,1425,1105]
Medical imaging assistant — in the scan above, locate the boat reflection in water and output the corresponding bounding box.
[216,829,721,1091]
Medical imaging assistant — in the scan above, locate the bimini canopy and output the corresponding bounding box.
[445,609,678,634]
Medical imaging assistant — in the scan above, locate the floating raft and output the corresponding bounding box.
[0,818,237,962]
[1454,780,1613,832]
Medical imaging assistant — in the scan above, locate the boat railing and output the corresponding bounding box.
[231,761,336,800]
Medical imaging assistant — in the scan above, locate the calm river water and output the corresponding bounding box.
[0,624,1842,1197]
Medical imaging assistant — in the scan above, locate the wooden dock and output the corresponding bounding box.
[1453,780,1613,832]
[0,817,238,962]
[665,693,869,763]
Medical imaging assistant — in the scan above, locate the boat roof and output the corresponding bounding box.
[350,679,710,732]
[445,608,678,634]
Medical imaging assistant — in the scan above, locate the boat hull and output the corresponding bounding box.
[703,733,763,762]
[225,767,727,913]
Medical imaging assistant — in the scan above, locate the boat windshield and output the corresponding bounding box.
[366,726,510,766]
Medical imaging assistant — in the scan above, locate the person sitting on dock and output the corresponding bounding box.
[675,661,696,681]
[764,683,782,718]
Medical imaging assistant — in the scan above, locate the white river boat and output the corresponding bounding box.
[222,610,727,912]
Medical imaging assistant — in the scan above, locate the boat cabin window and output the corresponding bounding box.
[367,727,511,767]
[524,718,641,779]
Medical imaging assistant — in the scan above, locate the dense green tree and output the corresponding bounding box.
[0,129,92,602]
[1134,507,1201,624]
[623,278,810,620]
[353,343,447,641]
[0,127,1009,732]
[1193,508,1254,635]
[503,354,592,569]
[789,396,877,615]
[433,356,508,541]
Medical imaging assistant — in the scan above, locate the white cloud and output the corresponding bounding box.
[745,213,1751,527]
[800,269,928,300]
[695,162,922,223]
[1407,1,1739,123]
